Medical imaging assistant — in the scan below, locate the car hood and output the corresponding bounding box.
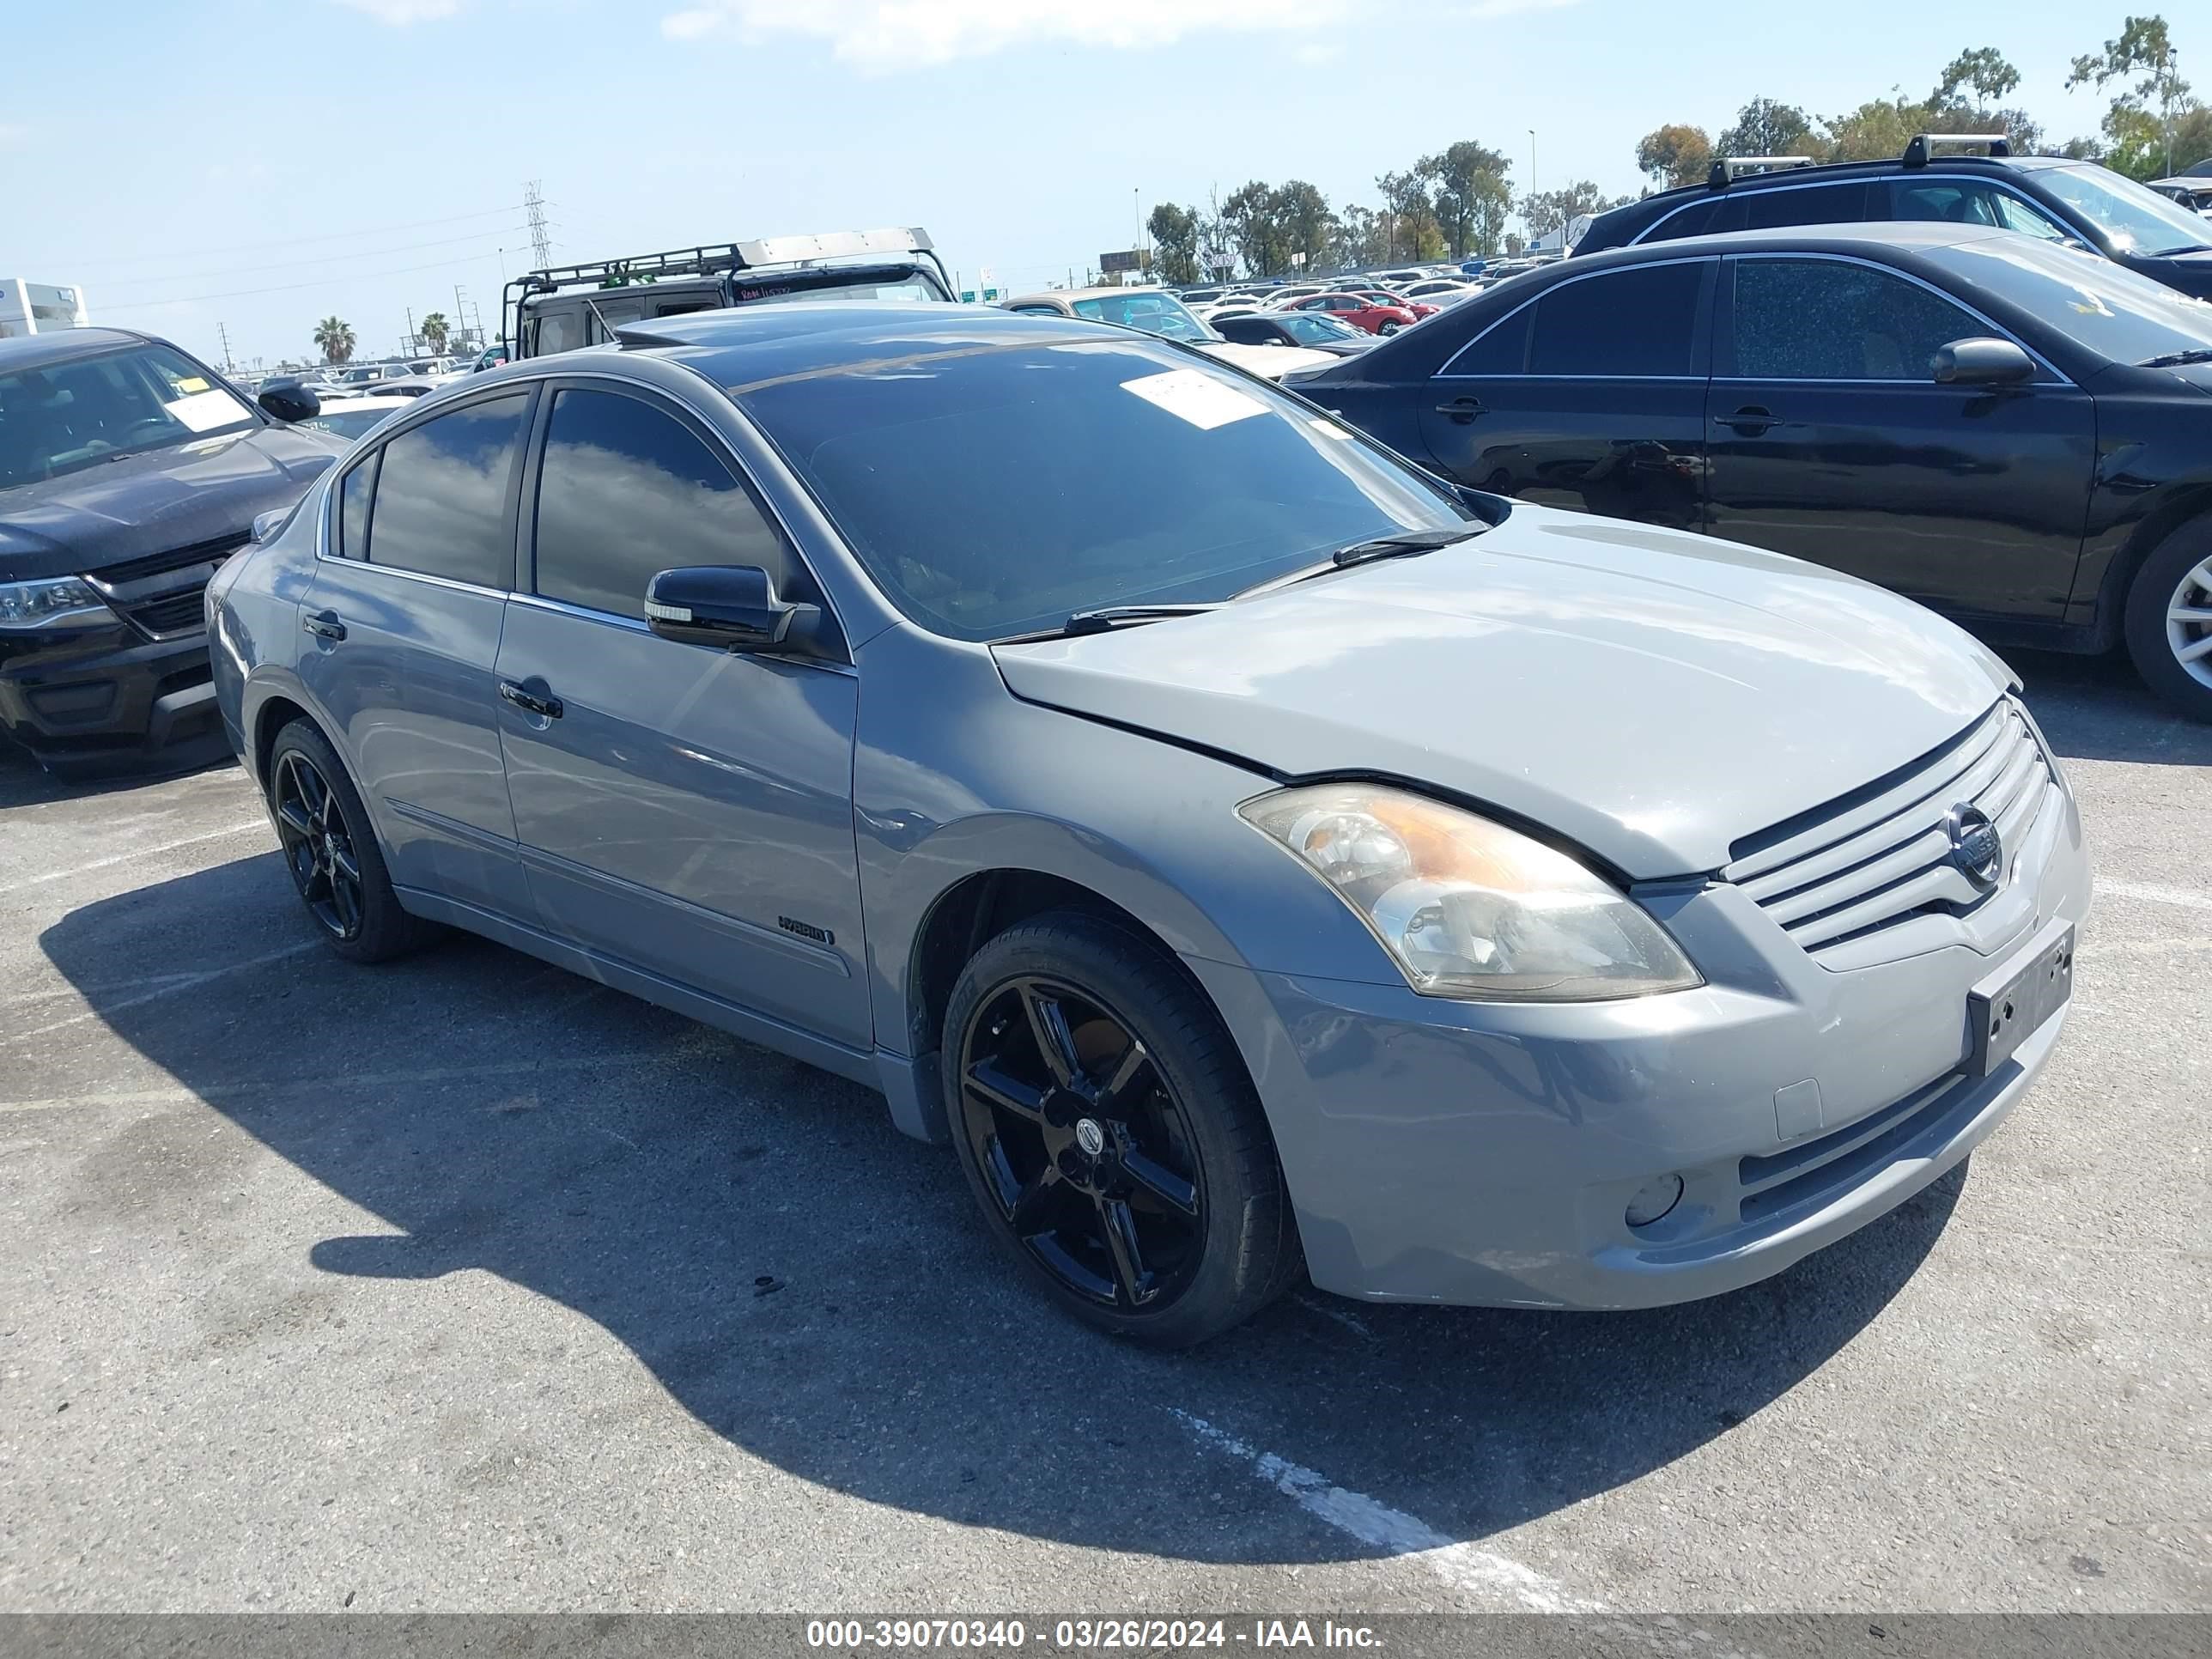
[1196,340,1340,380]
[991,506,2014,878]
[0,424,345,580]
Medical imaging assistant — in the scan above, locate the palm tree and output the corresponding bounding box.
[419,312,449,355]
[313,317,356,365]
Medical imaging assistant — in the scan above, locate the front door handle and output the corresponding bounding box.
[498,678,563,720]
[1715,404,1778,435]
[302,610,346,642]
[1435,396,1487,423]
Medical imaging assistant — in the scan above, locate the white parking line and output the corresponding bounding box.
[1171,1410,1599,1613]
[2099,878,2212,911]
[3,941,319,1043]
[0,818,269,895]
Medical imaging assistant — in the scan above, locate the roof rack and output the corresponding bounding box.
[501,228,944,357]
[1707,155,1817,189]
[1901,133,2010,167]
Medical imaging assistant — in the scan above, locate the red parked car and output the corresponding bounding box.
[1277,289,1436,335]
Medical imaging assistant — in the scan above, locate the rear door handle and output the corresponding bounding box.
[1434,396,1487,423]
[1715,404,1778,435]
[302,610,346,642]
[498,678,563,720]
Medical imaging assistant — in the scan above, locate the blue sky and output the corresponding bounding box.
[3,0,2202,368]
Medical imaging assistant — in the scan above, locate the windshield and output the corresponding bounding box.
[1068,291,1212,343]
[2037,164,2212,255]
[0,342,258,489]
[1277,313,1364,344]
[736,332,1471,641]
[1928,236,2212,363]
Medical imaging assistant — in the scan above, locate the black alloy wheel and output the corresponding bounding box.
[273,747,364,941]
[957,975,1206,1312]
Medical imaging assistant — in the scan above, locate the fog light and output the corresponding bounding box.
[1625,1174,1685,1229]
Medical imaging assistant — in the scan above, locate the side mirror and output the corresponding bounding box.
[1931,337,2035,387]
[646,565,818,653]
[250,507,290,544]
[258,380,322,422]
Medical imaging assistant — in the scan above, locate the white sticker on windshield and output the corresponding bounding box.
[164,389,242,433]
[1121,368,1267,431]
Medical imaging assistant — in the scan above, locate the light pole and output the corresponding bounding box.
[1527,128,1538,245]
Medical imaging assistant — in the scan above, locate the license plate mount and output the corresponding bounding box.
[1967,922,2075,1079]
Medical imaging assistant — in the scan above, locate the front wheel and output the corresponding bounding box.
[941,913,1299,1346]
[2124,517,2212,722]
[1376,320,1401,335]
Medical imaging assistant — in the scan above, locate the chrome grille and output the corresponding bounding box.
[82,536,240,642]
[1725,700,2051,960]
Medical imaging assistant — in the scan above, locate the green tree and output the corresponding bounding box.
[1418,141,1515,257]
[1375,169,1440,263]
[313,317,356,365]
[1634,124,1713,189]
[1331,204,1389,271]
[1219,180,1289,279]
[1273,179,1336,275]
[419,312,449,354]
[2069,15,2195,178]
[1717,97,1819,160]
[1521,182,1631,243]
[1146,203,1202,286]
[1932,46,2021,106]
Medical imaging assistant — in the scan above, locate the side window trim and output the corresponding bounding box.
[517,373,849,659]
[1434,257,1714,380]
[1715,252,2074,386]
[1633,172,2057,246]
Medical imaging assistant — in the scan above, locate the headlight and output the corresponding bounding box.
[0,575,111,630]
[1239,783,1702,1001]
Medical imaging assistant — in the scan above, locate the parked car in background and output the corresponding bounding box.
[1000,287,1336,380]
[472,341,512,371]
[209,303,2087,1345]
[1401,278,1478,303]
[1576,134,2212,299]
[300,394,414,441]
[2148,176,2212,215]
[1288,222,2212,720]
[0,327,345,775]
[1276,291,1427,335]
[1210,310,1372,356]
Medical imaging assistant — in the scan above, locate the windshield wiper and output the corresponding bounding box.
[1233,524,1491,598]
[999,603,1223,642]
[2138,348,2212,368]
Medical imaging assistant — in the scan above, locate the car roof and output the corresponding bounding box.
[0,325,155,371]
[613,301,1170,389]
[1558,220,2021,271]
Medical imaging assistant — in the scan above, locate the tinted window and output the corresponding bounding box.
[1734,259,1984,380]
[532,389,788,618]
[1644,200,1722,243]
[531,308,582,355]
[1213,316,1276,344]
[363,394,528,586]
[737,336,1470,643]
[1888,179,2010,228]
[1743,181,1867,228]
[338,452,376,560]
[1442,307,1532,374]
[1528,263,1703,376]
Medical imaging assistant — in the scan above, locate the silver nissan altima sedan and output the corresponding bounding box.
[207,304,2090,1346]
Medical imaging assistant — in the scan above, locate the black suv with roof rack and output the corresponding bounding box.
[1576,135,2212,299]
[504,228,956,360]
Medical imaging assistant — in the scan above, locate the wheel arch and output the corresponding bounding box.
[2094,483,2212,643]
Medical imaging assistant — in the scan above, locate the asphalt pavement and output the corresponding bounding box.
[0,649,2205,1614]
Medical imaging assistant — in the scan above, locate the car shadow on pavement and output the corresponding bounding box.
[0,734,235,810]
[2011,650,2212,767]
[34,846,1973,1566]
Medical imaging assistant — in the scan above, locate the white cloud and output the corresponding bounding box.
[659,0,1358,69]
[1291,40,1342,65]
[331,0,460,24]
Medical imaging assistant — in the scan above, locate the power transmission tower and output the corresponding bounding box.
[216,322,233,374]
[524,180,552,270]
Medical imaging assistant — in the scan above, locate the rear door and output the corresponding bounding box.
[1417,258,1714,531]
[297,389,535,919]
[492,379,871,1049]
[1704,253,2094,620]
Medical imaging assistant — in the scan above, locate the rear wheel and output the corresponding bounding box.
[2124,517,2212,722]
[942,913,1299,1346]
[267,720,429,963]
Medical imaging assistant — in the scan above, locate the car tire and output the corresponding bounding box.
[266,719,431,963]
[941,911,1301,1347]
[2123,515,2212,723]
[1377,321,1401,335]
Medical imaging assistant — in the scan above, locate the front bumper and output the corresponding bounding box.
[0,618,227,778]
[1183,776,2091,1310]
